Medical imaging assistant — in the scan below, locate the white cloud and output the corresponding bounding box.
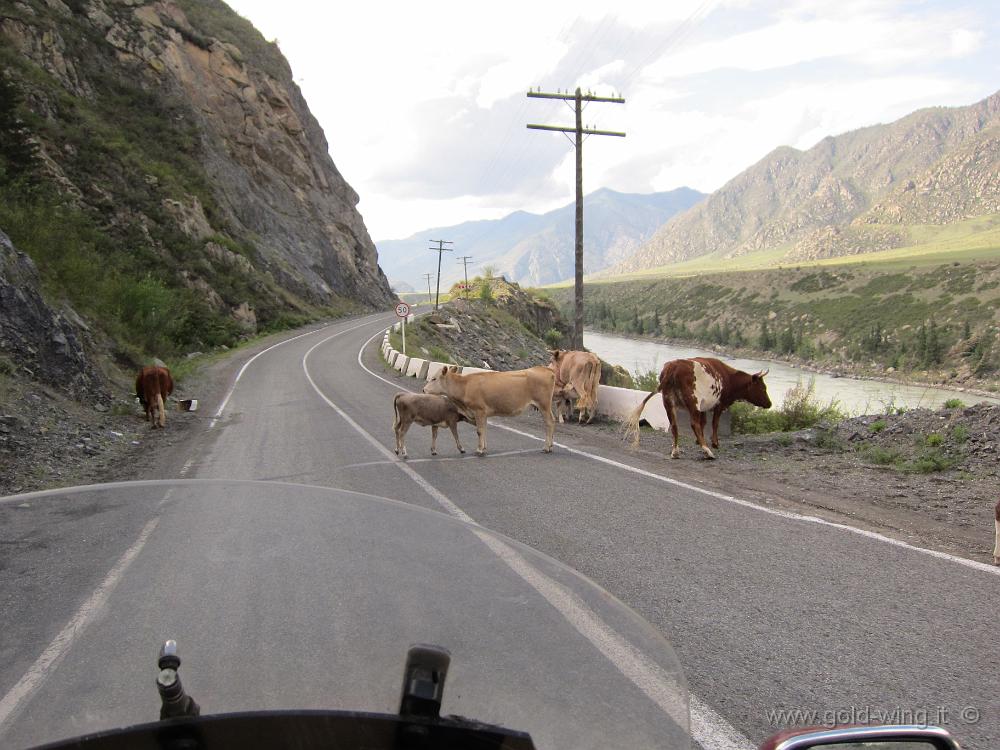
[224,0,998,239]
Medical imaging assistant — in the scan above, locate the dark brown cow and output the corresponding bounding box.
[135,365,174,429]
[624,357,771,460]
[994,499,999,566]
[392,392,470,458]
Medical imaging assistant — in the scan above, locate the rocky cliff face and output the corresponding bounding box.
[1,0,393,329]
[616,91,1000,273]
[0,229,105,400]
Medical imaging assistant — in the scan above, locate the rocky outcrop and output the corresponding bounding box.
[2,0,393,316]
[0,230,105,401]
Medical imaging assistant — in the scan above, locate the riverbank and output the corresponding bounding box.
[584,327,1000,411]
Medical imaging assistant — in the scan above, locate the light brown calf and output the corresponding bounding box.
[423,365,556,455]
[135,365,174,429]
[392,392,470,459]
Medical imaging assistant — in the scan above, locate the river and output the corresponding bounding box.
[583,330,1000,415]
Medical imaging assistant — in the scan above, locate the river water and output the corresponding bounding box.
[584,330,1000,415]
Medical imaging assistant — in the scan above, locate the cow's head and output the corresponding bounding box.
[746,369,772,409]
[548,349,565,364]
[423,365,459,396]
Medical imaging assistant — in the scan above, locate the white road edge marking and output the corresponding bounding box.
[358,329,1000,578]
[0,517,160,732]
[208,314,381,429]
[306,331,738,749]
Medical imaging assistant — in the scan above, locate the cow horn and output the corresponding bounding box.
[753,369,769,378]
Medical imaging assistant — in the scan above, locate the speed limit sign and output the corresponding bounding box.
[395,302,410,318]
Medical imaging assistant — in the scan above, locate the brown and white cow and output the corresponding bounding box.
[552,381,578,424]
[135,365,174,429]
[423,365,556,455]
[624,357,771,460]
[548,350,601,424]
[994,499,999,566]
[392,392,470,458]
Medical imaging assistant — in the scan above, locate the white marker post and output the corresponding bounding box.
[395,301,410,355]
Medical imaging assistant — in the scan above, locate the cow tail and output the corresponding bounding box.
[392,393,402,431]
[622,390,657,448]
[156,392,166,428]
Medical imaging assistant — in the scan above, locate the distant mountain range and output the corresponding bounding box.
[375,187,705,289]
[613,90,1000,274]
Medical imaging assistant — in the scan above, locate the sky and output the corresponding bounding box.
[225,0,999,243]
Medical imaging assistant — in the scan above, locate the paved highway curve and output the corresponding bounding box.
[1,312,997,749]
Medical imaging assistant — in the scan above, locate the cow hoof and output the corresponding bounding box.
[702,451,716,460]
[475,450,486,457]
[394,448,400,455]
[459,449,466,454]
[431,450,437,456]
[670,451,680,459]
[543,447,552,453]
[994,556,1000,566]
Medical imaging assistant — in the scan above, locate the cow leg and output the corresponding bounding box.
[540,399,555,453]
[711,406,723,449]
[430,425,439,455]
[448,421,465,454]
[475,413,488,456]
[395,416,410,458]
[661,393,681,458]
[156,393,166,428]
[688,400,714,459]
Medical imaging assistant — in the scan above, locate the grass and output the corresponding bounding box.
[731,378,847,434]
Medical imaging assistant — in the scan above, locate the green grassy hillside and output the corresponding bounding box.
[549,257,1000,389]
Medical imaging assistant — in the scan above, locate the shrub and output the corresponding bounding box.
[905,449,955,473]
[943,398,965,409]
[861,445,901,465]
[543,328,563,349]
[731,378,846,435]
[952,425,969,444]
[924,433,943,447]
[632,367,660,392]
[870,420,887,433]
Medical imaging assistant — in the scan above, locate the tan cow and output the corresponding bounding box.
[423,365,556,455]
[548,350,601,424]
[392,392,470,459]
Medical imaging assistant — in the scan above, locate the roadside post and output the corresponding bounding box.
[395,301,410,355]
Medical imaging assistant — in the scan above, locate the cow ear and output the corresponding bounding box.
[448,365,459,373]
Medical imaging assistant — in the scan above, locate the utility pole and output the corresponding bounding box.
[456,255,473,299]
[527,87,625,349]
[421,273,434,306]
[429,239,453,311]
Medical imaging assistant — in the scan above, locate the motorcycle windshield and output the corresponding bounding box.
[0,480,689,749]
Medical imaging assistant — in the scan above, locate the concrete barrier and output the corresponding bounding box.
[405,358,429,379]
[378,341,731,436]
[426,361,450,380]
[595,384,730,436]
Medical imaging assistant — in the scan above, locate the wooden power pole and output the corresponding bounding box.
[421,273,434,306]
[429,239,453,311]
[456,255,473,299]
[527,87,625,349]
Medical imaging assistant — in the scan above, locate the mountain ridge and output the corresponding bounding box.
[613,90,1000,274]
[376,187,705,289]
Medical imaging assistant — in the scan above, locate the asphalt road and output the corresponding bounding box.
[2,311,998,750]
